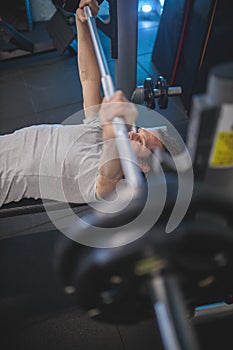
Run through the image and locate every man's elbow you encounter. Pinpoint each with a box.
[95,173,122,200]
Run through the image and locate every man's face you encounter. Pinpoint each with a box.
[128,128,162,158]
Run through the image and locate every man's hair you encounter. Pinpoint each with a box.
[142,126,182,156]
[156,128,182,156]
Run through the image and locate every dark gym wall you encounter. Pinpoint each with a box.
[0,0,31,31]
[152,0,188,83]
[152,0,233,111]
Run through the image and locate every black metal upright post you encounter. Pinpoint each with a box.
[114,0,138,99]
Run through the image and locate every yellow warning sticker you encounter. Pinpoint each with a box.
[210,131,233,167]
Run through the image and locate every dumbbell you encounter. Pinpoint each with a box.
[131,76,182,109]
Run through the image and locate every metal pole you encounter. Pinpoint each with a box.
[151,275,181,350]
[150,275,200,350]
[84,6,143,189]
[114,0,138,99]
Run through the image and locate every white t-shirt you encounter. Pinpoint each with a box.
[0,115,103,207]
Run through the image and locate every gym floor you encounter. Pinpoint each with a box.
[0,12,232,350]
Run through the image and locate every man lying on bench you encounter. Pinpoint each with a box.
[0,0,165,208]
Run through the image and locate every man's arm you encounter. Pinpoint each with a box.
[76,0,102,117]
[96,91,139,199]
[76,2,138,199]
